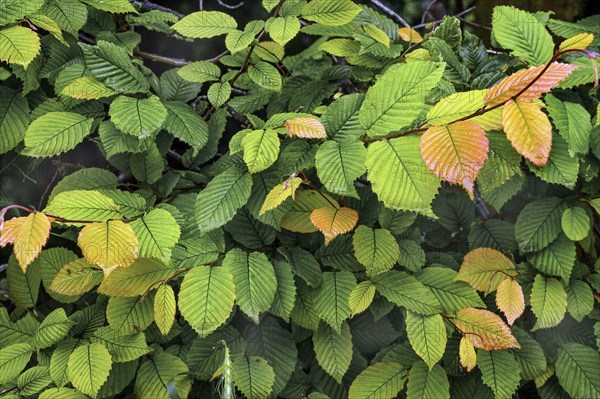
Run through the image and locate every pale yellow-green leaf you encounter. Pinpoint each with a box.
[78,220,139,271]
[61,76,116,100]
[260,177,303,215]
[0,26,40,67]
[154,284,176,335]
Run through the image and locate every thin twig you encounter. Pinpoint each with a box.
[134,49,189,66]
[411,5,476,29]
[369,0,410,28]
[130,0,184,19]
[199,0,203,10]
[217,0,244,9]
[421,0,438,24]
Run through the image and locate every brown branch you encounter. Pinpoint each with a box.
[369,0,411,28]
[411,6,476,29]
[130,0,184,19]
[134,50,189,66]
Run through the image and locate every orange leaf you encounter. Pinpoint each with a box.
[398,27,423,43]
[502,99,552,167]
[495,278,525,325]
[5,212,52,271]
[78,220,139,271]
[284,117,327,139]
[310,206,358,245]
[459,336,477,372]
[456,248,517,295]
[559,33,595,52]
[453,308,520,351]
[420,121,489,194]
[484,62,577,107]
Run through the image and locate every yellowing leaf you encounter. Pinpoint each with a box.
[363,24,390,47]
[78,220,139,271]
[456,248,517,295]
[495,278,525,325]
[426,90,487,126]
[154,284,176,335]
[348,281,376,317]
[60,76,116,100]
[284,117,327,139]
[559,33,595,52]
[49,258,104,296]
[0,216,25,247]
[310,206,358,245]
[459,336,477,372]
[484,62,577,107]
[502,99,552,167]
[453,308,520,351]
[280,190,338,233]
[1,213,51,272]
[421,121,489,194]
[260,177,303,215]
[398,27,423,43]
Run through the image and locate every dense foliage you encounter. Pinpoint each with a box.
[1,0,599,398]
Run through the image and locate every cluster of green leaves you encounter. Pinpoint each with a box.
[1,0,599,398]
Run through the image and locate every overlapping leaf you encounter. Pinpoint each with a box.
[452,308,520,350]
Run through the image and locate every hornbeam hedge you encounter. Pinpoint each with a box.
[0,0,599,398]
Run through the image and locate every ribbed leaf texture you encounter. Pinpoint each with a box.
[61,76,116,100]
[90,327,151,363]
[360,61,445,136]
[45,190,123,222]
[366,136,441,216]
[452,308,520,350]
[545,94,591,155]
[459,336,477,372]
[178,266,235,337]
[2,212,50,272]
[313,321,353,383]
[558,32,595,51]
[456,248,517,295]
[529,234,576,284]
[49,259,103,296]
[310,206,358,245]
[135,352,190,399]
[78,221,139,270]
[33,309,74,350]
[164,101,209,148]
[353,225,399,276]
[348,281,376,316]
[154,284,176,335]
[315,140,366,198]
[23,112,92,157]
[129,208,181,262]
[348,361,407,399]
[223,249,277,323]
[531,274,567,330]
[0,86,29,154]
[560,207,591,241]
[248,62,282,91]
[372,270,442,315]
[426,90,487,126]
[172,11,237,38]
[515,197,566,252]
[0,26,40,67]
[313,271,356,331]
[284,117,327,138]
[109,95,167,138]
[555,343,600,399]
[477,349,521,399]
[231,355,275,399]
[301,0,362,26]
[260,177,302,215]
[67,343,112,397]
[406,362,450,399]
[406,311,447,369]
[0,343,32,385]
[242,129,281,173]
[495,278,525,325]
[17,366,52,397]
[421,121,489,193]
[107,294,154,337]
[416,267,485,313]
[267,16,301,46]
[281,190,337,233]
[97,258,174,297]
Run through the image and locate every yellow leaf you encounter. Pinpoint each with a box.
[502,99,552,167]
[495,278,525,325]
[363,24,390,47]
[456,248,517,295]
[559,33,595,52]
[453,308,520,351]
[425,90,487,126]
[459,336,477,372]
[78,220,139,271]
[310,206,358,245]
[398,27,423,43]
[484,62,577,107]
[0,217,27,247]
[49,258,104,296]
[260,177,303,215]
[281,190,339,233]
[420,121,489,194]
[284,117,327,139]
[471,106,503,131]
[1,213,51,272]
[154,284,176,335]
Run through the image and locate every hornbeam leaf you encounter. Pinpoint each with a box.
[17,366,52,397]
[559,32,595,52]
[107,295,155,336]
[313,271,356,331]
[109,95,167,138]
[495,278,525,325]
[555,343,600,399]
[281,190,338,233]
[23,112,93,157]
[0,86,29,154]
[348,361,407,399]
[242,129,281,173]
[398,27,423,43]
[0,26,40,67]
[61,76,116,100]
[301,0,362,26]
[179,266,235,337]
[360,61,445,136]
[406,311,447,369]
[97,258,175,297]
[406,362,450,399]
[502,99,552,167]
[420,121,489,194]
[425,90,487,126]
[34,309,74,350]
[455,248,517,295]
[67,342,112,397]
[154,284,176,335]
[172,11,237,38]
[49,259,104,296]
[313,321,352,383]
[178,61,221,83]
[129,208,181,262]
[248,61,282,92]
[0,343,33,385]
[260,177,302,215]
[3,212,51,272]
[78,220,139,270]
[284,117,327,138]
[477,349,521,399]
[80,0,137,13]
[315,139,366,198]
[459,337,476,372]
[515,197,566,252]
[348,281,376,317]
[90,327,151,363]
[372,270,442,315]
[565,280,594,322]
[531,274,567,330]
[231,355,275,399]
[352,225,399,276]
[453,308,520,350]
[416,267,486,313]
[560,207,591,241]
[135,352,191,399]
[267,16,301,46]
[545,94,591,156]
[310,206,358,245]
[366,136,441,216]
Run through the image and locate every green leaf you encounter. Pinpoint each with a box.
[172,11,237,38]
[0,0,44,25]
[531,274,567,331]
[67,342,113,397]
[545,94,591,155]
[313,321,353,383]
[302,0,362,26]
[528,133,579,188]
[248,61,282,91]
[348,361,407,399]
[172,235,221,269]
[0,343,32,385]
[195,168,253,233]
[406,311,447,369]
[107,295,155,336]
[555,343,600,399]
[130,144,164,184]
[226,20,263,54]
[49,258,103,296]
[492,6,553,65]
[164,101,209,148]
[397,240,426,272]
[267,16,301,46]
[278,246,322,287]
[135,352,191,399]
[316,140,366,198]
[130,209,181,262]
[406,362,450,399]
[314,271,356,331]
[223,249,277,323]
[91,326,151,362]
[566,281,594,322]
[208,81,231,106]
[242,129,281,173]
[372,270,441,315]
[98,258,176,297]
[0,26,40,67]
[232,355,275,399]
[154,284,176,335]
[39,388,89,399]
[529,233,576,280]
[80,0,136,13]
[7,255,41,308]
[61,76,117,99]
[17,366,52,397]
[178,61,222,83]
[349,280,376,316]
[280,190,337,234]
[477,349,521,399]
[561,207,591,241]
[50,339,78,387]
[109,95,167,138]
[42,0,87,35]
[34,309,74,350]
[269,261,296,321]
[366,136,441,216]
[515,197,566,252]
[81,41,149,93]
[426,89,487,126]
[179,266,235,337]
[0,86,29,154]
[353,225,399,276]
[509,327,547,380]
[360,61,445,136]
[23,112,92,157]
